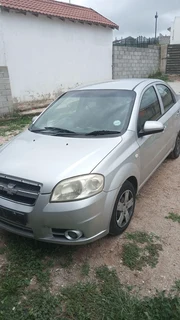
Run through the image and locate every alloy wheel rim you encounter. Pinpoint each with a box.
[116,190,134,228]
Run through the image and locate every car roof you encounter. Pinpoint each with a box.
[73,79,162,91]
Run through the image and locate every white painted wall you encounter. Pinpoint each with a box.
[0,9,6,65]
[1,10,113,103]
[170,17,180,44]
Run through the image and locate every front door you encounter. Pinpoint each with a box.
[137,86,166,187]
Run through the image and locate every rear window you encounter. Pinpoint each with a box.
[157,85,174,112]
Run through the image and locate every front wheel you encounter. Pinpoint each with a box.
[109,181,136,236]
[169,133,180,159]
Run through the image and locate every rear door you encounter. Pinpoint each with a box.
[155,84,180,154]
[137,85,166,186]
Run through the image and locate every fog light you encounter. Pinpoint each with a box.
[64,230,83,240]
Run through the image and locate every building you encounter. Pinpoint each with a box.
[170,17,180,44]
[0,0,118,115]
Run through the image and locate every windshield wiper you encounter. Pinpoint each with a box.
[30,127,76,134]
[44,127,76,134]
[86,130,121,136]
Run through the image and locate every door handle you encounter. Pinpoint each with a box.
[177,110,180,116]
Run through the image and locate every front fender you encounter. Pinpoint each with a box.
[106,161,140,192]
[93,131,140,192]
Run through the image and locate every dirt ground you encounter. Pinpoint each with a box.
[1,121,180,297]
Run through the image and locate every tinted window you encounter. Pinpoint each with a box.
[157,84,174,112]
[31,90,136,136]
[138,87,161,131]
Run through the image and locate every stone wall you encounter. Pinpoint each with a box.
[0,67,13,115]
[112,45,160,79]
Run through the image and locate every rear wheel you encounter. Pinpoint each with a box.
[169,134,180,159]
[109,181,136,236]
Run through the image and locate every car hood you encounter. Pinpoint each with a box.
[0,130,122,193]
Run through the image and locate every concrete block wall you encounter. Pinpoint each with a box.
[112,46,160,79]
[0,67,13,115]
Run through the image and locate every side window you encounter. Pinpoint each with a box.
[157,84,174,112]
[138,86,161,131]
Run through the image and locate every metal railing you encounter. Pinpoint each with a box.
[113,37,159,48]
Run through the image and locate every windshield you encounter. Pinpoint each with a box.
[30,89,136,136]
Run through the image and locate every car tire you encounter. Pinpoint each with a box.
[169,133,180,159]
[109,181,136,236]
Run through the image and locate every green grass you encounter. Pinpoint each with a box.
[81,262,90,276]
[0,233,76,319]
[61,266,180,320]
[0,235,180,320]
[0,247,6,254]
[0,114,32,136]
[148,71,169,82]
[122,232,163,270]
[0,289,60,320]
[126,231,159,244]
[173,280,180,293]
[165,212,180,224]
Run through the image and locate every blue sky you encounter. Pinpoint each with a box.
[61,0,180,38]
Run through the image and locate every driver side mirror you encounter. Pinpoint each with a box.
[138,121,164,137]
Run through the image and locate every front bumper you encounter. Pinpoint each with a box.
[0,189,118,245]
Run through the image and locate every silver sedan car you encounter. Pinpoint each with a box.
[0,79,180,244]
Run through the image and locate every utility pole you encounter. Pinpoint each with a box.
[155,12,158,43]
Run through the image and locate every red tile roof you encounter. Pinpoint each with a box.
[0,0,119,29]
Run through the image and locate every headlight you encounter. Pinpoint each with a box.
[50,174,104,202]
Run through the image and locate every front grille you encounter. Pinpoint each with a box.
[0,218,33,234]
[0,206,33,234]
[0,174,41,206]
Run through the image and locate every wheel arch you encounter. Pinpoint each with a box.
[126,176,138,194]
[104,162,140,193]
